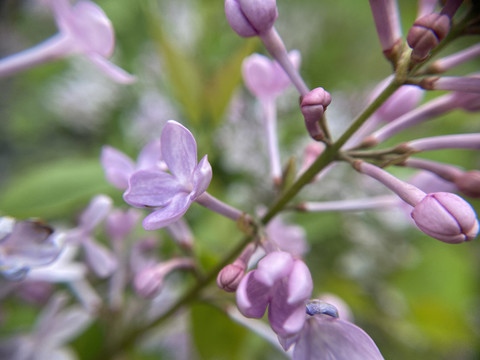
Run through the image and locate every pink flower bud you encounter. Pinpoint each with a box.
[454,171,480,198]
[300,87,331,141]
[224,0,278,37]
[216,261,246,292]
[407,13,450,62]
[411,192,479,243]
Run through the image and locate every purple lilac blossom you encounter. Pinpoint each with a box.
[224,0,278,38]
[368,0,402,59]
[242,51,301,101]
[0,217,64,281]
[124,121,212,230]
[291,314,384,360]
[236,251,313,338]
[0,294,92,360]
[65,195,117,278]
[356,161,479,243]
[0,0,135,83]
[265,216,309,257]
[407,13,450,62]
[101,139,165,190]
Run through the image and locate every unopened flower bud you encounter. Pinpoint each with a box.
[224,0,278,37]
[454,171,480,198]
[407,13,450,62]
[216,261,246,292]
[300,87,331,141]
[411,192,479,243]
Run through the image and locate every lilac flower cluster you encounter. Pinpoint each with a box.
[1,0,479,359]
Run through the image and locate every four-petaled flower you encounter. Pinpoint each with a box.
[236,251,313,338]
[124,120,212,230]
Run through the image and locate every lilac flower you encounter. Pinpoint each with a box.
[66,195,117,278]
[403,157,480,198]
[407,13,450,62]
[242,51,300,183]
[0,294,92,360]
[236,251,313,338]
[101,139,165,190]
[217,243,255,292]
[300,87,332,140]
[355,161,479,243]
[427,44,480,73]
[224,0,278,38]
[403,133,480,152]
[134,258,195,298]
[265,216,309,258]
[417,75,480,93]
[124,121,213,230]
[242,51,301,101]
[0,0,135,83]
[291,313,384,360]
[0,217,63,281]
[368,0,402,60]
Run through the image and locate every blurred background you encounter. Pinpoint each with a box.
[0,0,479,359]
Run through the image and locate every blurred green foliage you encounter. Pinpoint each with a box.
[0,0,479,359]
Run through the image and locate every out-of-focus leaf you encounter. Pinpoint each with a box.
[191,302,248,360]
[0,158,114,220]
[144,2,204,126]
[205,38,258,125]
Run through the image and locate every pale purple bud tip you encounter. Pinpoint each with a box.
[454,171,480,198]
[411,192,479,243]
[407,13,450,62]
[225,0,278,37]
[134,266,165,298]
[300,87,331,141]
[217,261,246,292]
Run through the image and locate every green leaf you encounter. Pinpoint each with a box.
[0,158,115,220]
[191,302,248,360]
[144,2,204,125]
[204,38,259,125]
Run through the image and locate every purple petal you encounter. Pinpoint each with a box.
[254,251,294,287]
[293,315,384,360]
[123,170,183,208]
[236,271,271,318]
[136,139,165,171]
[65,1,115,57]
[191,155,212,199]
[142,193,192,230]
[268,280,307,337]
[161,121,197,184]
[87,53,136,84]
[82,237,117,278]
[100,146,135,190]
[105,208,141,239]
[79,195,112,232]
[287,260,313,304]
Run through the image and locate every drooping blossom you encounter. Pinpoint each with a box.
[242,51,301,101]
[355,161,479,243]
[290,311,384,360]
[265,216,309,258]
[217,243,255,292]
[236,251,313,338]
[65,195,117,278]
[134,258,195,298]
[403,157,480,198]
[0,294,92,360]
[224,0,278,38]
[0,217,64,281]
[0,0,135,83]
[300,87,332,141]
[101,139,165,190]
[242,51,301,183]
[124,120,213,230]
